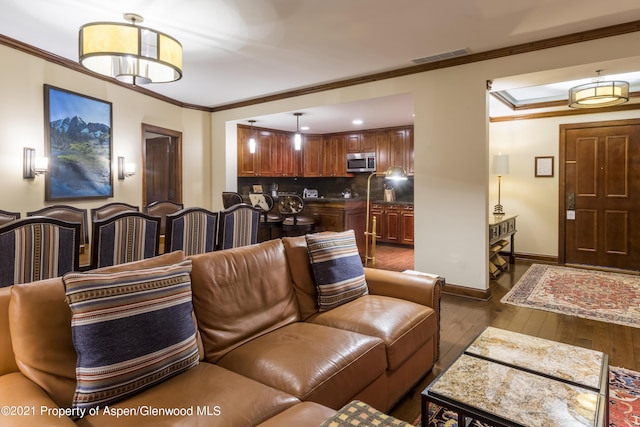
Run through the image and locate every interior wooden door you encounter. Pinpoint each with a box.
[560,119,640,271]
[142,124,182,206]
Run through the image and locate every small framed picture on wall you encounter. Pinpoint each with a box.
[535,156,554,177]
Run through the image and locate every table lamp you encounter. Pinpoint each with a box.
[492,153,509,215]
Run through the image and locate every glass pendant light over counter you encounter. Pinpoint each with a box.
[248,120,256,154]
[79,13,182,84]
[294,113,303,151]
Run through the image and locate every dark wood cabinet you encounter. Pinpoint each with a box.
[303,200,367,256]
[368,202,414,246]
[238,124,413,178]
[322,135,349,177]
[302,135,323,177]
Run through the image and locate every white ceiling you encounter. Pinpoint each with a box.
[2,0,640,132]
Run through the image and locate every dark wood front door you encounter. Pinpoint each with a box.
[560,119,640,271]
[142,124,182,206]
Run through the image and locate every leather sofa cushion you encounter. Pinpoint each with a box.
[189,239,300,363]
[281,236,319,320]
[217,322,387,410]
[308,295,437,371]
[8,251,189,408]
[75,363,300,427]
[0,286,18,376]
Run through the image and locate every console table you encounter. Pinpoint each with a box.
[489,214,517,278]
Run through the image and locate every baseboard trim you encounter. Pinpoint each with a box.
[504,252,558,265]
[442,283,492,301]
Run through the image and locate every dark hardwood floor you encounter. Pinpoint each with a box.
[374,244,640,424]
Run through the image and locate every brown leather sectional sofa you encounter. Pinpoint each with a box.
[0,235,441,426]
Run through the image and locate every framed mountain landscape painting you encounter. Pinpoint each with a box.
[44,85,113,200]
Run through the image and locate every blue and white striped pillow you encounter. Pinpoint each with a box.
[63,259,199,412]
[305,230,368,312]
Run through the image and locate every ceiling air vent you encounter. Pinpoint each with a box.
[411,48,470,64]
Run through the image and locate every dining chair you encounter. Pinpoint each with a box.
[164,207,219,256]
[0,217,81,287]
[27,205,89,248]
[217,204,260,250]
[144,200,184,236]
[221,192,244,209]
[90,202,139,221]
[90,211,161,269]
[0,209,20,227]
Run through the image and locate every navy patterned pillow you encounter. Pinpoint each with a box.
[305,230,368,312]
[62,259,199,412]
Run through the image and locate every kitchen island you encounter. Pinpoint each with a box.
[302,197,367,256]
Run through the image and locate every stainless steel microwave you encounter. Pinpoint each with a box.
[346,152,376,173]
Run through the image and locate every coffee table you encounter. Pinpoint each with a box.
[421,327,609,427]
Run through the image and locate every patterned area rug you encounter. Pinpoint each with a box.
[418,366,640,426]
[500,264,640,328]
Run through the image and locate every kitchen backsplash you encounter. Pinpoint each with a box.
[237,175,414,202]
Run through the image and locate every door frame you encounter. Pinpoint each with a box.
[558,117,640,265]
[141,123,183,207]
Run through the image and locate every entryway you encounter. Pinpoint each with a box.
[141,124,183,206]
[559,118,640,271]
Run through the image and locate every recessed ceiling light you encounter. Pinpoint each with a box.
[300,126,310,131]
[352,119,363,125]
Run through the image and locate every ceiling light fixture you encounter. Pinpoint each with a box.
[248,120,256,154]
[79,13,182,85]
[293,113,303,151]
[568,70,629,108]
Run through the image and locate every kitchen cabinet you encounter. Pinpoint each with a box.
[375,127,413,176]
[368,202,414,246]
[237,124,413,178]
[322,135,349,177]
[302,135,323,177]
[346,132,375,153]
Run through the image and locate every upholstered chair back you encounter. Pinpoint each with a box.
[0,217,80,287]
[217,204,260,250]
[144,200,184,235]
[165,207,218,256]
[90,211,160,269]
[0,209,20,227]
[27,205,89,247]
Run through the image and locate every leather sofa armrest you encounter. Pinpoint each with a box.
[0,372,76,426]
[364,268,442,311]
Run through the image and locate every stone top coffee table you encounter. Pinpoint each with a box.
[421,327,608,427]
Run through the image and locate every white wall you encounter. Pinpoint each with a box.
[0,44,211,214]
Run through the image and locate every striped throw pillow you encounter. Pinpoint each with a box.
[305,230,368,312]
[62,259,199,412]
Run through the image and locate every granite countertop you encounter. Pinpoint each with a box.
[371,200,414,206]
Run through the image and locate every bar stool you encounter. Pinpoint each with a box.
[250,193,283,241]
[278,195,315,237]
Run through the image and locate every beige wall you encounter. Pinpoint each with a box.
[2,30,639,291]
[489,108,640,259]
[211,32,640,291]
[0,44,211,216]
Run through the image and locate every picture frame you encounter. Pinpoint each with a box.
[44,85,113,200]
[535,156,554,177]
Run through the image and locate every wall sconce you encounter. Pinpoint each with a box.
[23,147,49,179]
[117,156,136,179]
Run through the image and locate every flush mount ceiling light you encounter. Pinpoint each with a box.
[79,13,182,84]
[568,70,629,108]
